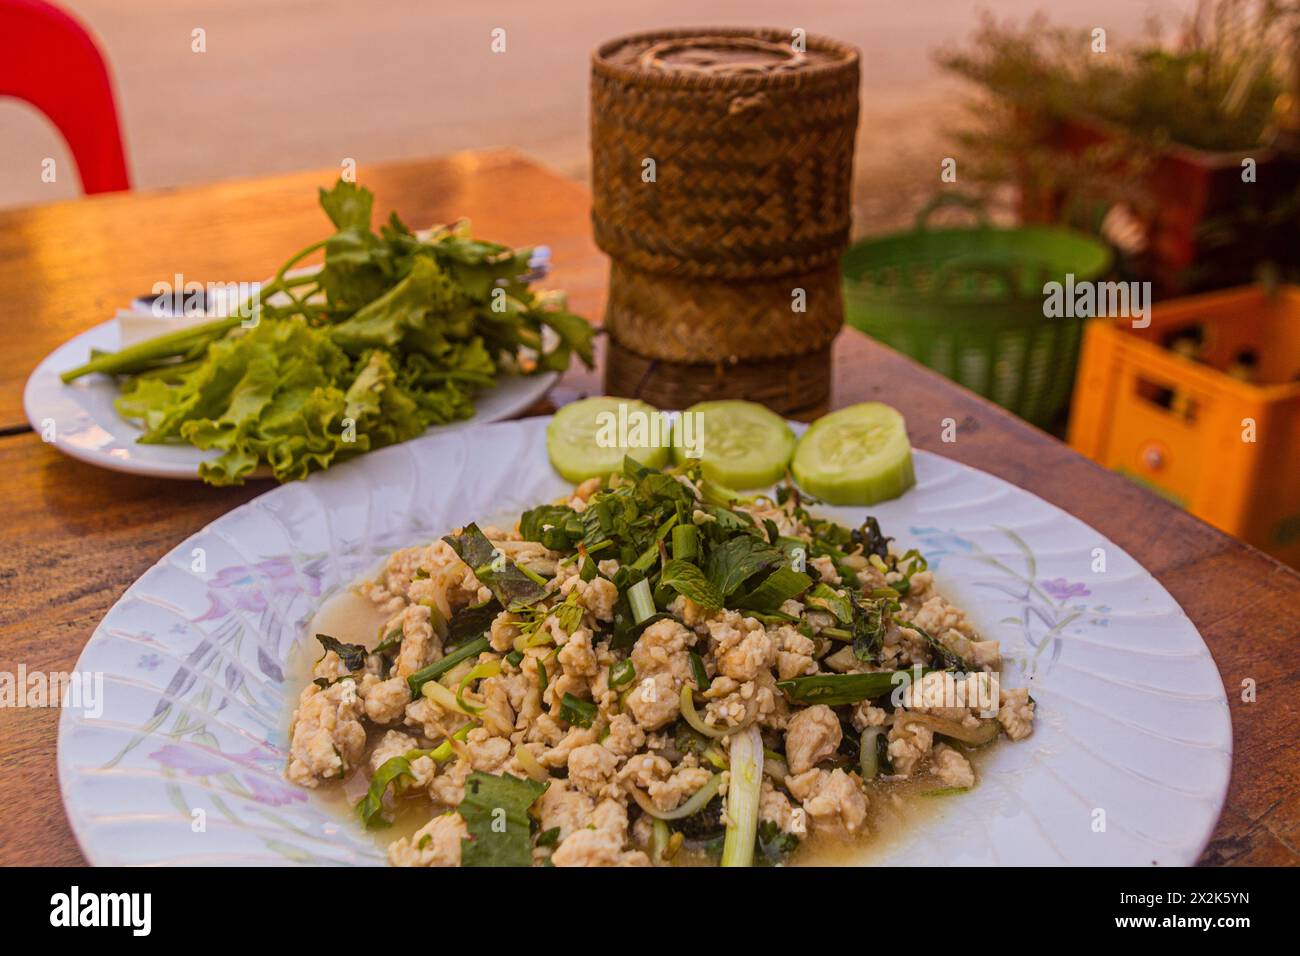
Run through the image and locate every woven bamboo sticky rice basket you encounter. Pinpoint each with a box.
[591,27,860,413]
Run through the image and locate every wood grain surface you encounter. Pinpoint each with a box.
[0,151,1295,866]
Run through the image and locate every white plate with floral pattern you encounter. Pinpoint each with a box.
[56,417,1232,866]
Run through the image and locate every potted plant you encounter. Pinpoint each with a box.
[937,1,1300,295]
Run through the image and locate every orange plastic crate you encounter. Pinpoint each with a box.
[1068,284,1300,566]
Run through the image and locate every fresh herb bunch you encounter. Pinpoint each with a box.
[62,180,594,485]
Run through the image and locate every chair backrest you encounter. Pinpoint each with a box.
[0,0,129,194]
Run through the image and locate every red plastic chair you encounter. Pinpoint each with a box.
[0,0,129,194]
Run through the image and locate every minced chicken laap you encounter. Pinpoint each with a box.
[286,458,1035,867]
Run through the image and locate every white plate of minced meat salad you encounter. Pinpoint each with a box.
[57,399,1232,866]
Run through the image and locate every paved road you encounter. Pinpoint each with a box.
[1,0,1183,228]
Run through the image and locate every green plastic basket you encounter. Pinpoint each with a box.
[842,194,1113,427]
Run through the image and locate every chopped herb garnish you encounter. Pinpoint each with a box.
[519,503,584,551]
[443,523,547,608]
[356,755,414,828]
[659,559,724,610]
[907,621,974,671]
[704,535,783,598]
[853,516,892,560]
[313,674,356,689]
[559,693,596,728]
[315,633,368,672]
[735,566,813,613]
[447,598,504,646]
[852,596,895,662]
[757,819,801,866]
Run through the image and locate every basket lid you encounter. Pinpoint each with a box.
[593,27,857,89]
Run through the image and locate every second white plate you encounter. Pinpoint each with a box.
[23,318,559,480]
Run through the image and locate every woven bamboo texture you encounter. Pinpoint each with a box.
[591,27,859,406]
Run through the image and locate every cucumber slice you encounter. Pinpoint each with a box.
[791,402,915,505]
[547,397,671,483]
[673,400,795,489]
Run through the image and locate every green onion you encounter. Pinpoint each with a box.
[517,563,549,587]
[423,723,472,763]
[455,659,501,714]
[859,727,887,780]
[608,659,636,690]
[405,636,489,697]
[373,627,402,654]
[650,819,671,864]
[423,678,479,717]
[762,748,788,784]
[897,712,1001,746]
[679,685,728,739]
[537,658,548,693]
[721,726,763,867]
[702,746,729,771]
[777,670,918,706]
[513,742,550,783]
[689,651,711,690]
[627,772,723,821]
[559,693,596,728]
[627,578,656,625]
[60,314,245,383]
[671,523,698,563]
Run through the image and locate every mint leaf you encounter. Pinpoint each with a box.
[704,536,782,597]
[459,772,548,867]
[735,567,813,613]
[660,558,724,610]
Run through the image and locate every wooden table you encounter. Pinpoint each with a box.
[1,149,1296,866]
